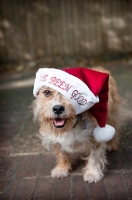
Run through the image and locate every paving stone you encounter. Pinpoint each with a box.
[72,175,89,200]
[122,173,132,199]
[15,155,39,178]
[124,149,132,167]
[9,116,42,154]
[0,181,5,196]
[0,157,18,179]
[0,141,10,156]
[0,124,18,156]
[104,174,128,200]
[14,178,37,200]
[37,154,55,176]
[90,179,108,200]
[33,177,53,200]
[107,149,129,172]
[52,177,70,200]
[0,179,20,200]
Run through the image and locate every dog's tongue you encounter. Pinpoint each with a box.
[53,119,65,126]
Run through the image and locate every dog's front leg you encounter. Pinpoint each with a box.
[82,143,107,183]
[51,145,71,179]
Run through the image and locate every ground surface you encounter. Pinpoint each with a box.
[0,64,132,200]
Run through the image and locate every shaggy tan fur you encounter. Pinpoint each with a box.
[32,67,121,183]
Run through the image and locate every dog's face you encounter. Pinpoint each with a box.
[32,86,76,133]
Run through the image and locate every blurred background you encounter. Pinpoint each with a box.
[0,0,132,73]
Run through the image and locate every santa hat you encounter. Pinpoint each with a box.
[33,67,115,143]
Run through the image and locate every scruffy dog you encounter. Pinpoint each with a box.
[32,67,120,183]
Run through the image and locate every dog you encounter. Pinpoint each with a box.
[32,67,121,183]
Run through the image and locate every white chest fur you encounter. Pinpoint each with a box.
[39,125,93,153]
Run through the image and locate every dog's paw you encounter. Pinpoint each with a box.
[82,167,103,183]
[51,167,69,179]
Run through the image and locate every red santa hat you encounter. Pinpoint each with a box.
[33,67,115,143]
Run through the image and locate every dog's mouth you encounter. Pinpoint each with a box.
[53,118,66,128]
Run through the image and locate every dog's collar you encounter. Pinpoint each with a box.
[72,115,81,128]
[73,114,87,130]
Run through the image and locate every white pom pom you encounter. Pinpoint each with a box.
[93,125,115,143]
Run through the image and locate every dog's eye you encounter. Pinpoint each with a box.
[43,90,51,97]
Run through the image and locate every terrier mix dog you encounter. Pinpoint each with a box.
[32,67,120,183]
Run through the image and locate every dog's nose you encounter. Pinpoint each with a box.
[53,105,65,115]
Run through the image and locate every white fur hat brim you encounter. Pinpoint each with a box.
[33,68,99,114]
